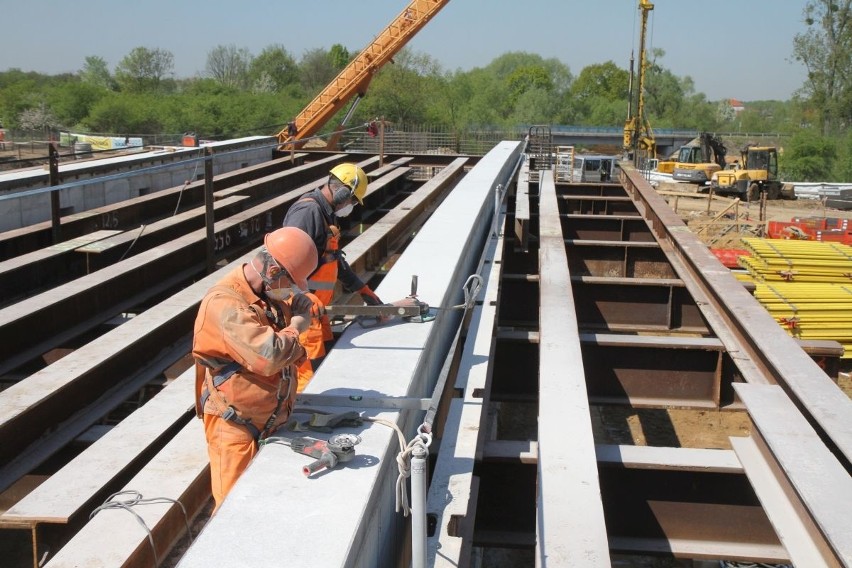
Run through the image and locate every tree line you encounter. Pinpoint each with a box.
[0,0,849,182]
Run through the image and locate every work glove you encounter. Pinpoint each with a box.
[288,314,310,335]
[288,292,313,334]
[302,292,326,318]
[358,285,382,306]
[290,292,313,315]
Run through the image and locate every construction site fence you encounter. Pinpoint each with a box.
[0,130,187,171]
[341,125,533,156]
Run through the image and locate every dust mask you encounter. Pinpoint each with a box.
[336,202,354,217]
[265,286,294,302]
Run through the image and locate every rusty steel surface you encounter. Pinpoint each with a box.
[0,152,320,261]
[620,165,852,468]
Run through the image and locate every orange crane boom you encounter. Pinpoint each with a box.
[278,0,451,148]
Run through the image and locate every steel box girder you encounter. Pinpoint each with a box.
[0,160,399,375]
[561,214,655,242]
[573,276,709,333]
[490,332,728,407]
[559,195,640,216]
[496,274,710,333]
[554,183,628,198]
[471,461,787,564]
[566,240,676,279]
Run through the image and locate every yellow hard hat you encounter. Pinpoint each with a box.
[264,227,318,291]
[329,163,368,204]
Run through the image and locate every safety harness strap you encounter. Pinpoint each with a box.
[199,364,296,442]
[220,406,262,441]
[196,285,295,441]
[198,361,242,415]
[199,362,263,440]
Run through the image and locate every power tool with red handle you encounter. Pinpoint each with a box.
[285,433,362,476]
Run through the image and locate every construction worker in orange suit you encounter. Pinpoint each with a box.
[193,227,318,512]
[282,163,382,392]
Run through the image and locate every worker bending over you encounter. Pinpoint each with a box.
[193,227,318,512]
[282,163,383,391]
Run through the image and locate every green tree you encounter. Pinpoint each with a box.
[792,0,852,134]
[206,45,253,90]
[48,81,108,129]
[115,47,175,93]
[448,67,503,127]
[328,44,351,71]
[438,70,480,130]
[506,65,553,106]
[643,50,688,126]
[584,97,629,127]
[832,129,852,180]
[359,48,442,125]
[480,52,572,124]
[249,45,299,94]
[83,93,163,134]
[80,56,115,90]
[569,61,629,126]
[570,61,629,103]
[682,94,720,131]
[299,48,336,94]
[780,128,837,181]
[509,87,563,125]
[0,69,46,129]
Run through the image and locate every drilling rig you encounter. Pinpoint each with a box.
[622,0,656,168]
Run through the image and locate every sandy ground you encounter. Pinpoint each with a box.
[654,179,851,249]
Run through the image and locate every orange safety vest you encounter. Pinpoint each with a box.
[296,217,340,390]
[307,223,341,306]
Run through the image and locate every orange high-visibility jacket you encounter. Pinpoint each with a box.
[284,189,368,366]
[193,266,305,432]
[283,188,367,300]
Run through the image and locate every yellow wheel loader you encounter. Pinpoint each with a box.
[709,145,794,201]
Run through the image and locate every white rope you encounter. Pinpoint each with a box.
[89,489,193,566]
[364,416,431,517]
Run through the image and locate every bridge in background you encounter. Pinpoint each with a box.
[346,126,789,159]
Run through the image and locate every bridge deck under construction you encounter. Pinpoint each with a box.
[0,139,850,568]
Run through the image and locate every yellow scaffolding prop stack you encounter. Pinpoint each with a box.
[736,238,852,358]
[739,238,852,283]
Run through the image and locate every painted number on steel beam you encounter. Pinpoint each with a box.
[100,212,119,229]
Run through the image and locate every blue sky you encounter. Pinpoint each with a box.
[1,0,809,102]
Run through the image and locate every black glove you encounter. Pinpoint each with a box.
[358,285,383,306]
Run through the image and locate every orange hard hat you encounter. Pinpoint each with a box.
[263,227,318,291]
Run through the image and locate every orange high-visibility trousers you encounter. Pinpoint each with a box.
[203,413,257,513]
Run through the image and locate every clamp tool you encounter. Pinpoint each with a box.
[324,275,435,327]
